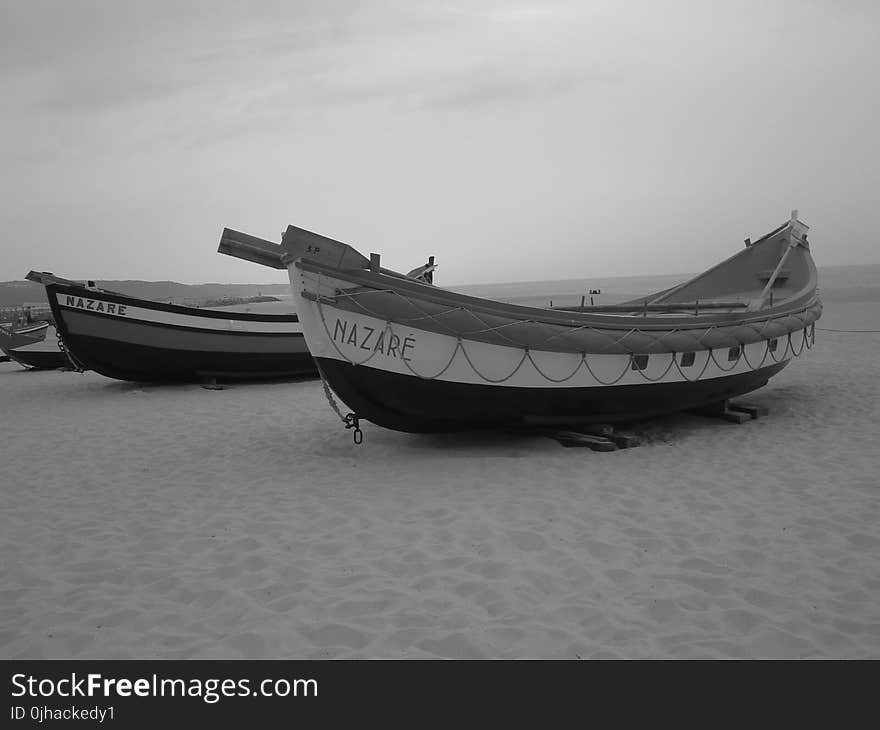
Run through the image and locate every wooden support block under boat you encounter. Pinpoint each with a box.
[570,423,614,438]
[720,409,751,424]
[688,399,763,423]
[609,431,641,449]
[728,402,769,419]
[687,399,730,417]
[570,423,640,448]
[539,429,619,451]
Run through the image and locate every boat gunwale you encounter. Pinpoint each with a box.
[0,322,49,336]
[53,307,305,339]
[293,259,821,333]
[42,281,299,323]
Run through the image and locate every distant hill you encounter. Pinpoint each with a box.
[0,280,290,308]
[3,263,875,309]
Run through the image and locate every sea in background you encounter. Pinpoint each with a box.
[225,263,879,331]
[455,262,880,308]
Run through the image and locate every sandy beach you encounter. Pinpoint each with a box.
[1,293,878,659]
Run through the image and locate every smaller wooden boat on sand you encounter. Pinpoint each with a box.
[220,211,822,435]
[2,325,68,370]
[26,268,317,383]
[0,321,52,365]
[0,321,49,353]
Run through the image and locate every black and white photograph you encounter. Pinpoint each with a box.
[2,0,878,681]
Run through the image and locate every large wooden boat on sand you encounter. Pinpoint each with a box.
[219,212,822,434]
[26,270,316,383]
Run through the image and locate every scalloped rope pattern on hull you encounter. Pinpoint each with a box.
[310,275,816,389]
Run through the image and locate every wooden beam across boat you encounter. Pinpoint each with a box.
[218,228,287,270]
[26,271,86,287]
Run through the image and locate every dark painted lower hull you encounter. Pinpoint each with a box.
[62,333,317,383]
[316,357,789,433]
[8,349,68,370]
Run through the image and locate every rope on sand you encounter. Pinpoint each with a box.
[816,328,880,333]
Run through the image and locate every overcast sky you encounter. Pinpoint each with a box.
[1,0,878,286]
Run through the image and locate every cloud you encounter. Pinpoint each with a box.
[303,61,617,111]
[5,1,614,121]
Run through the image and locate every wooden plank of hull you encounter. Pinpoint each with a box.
[59,308,306,353]
[313,356,789,433]
[58,333,316,382]
[48,283,299,324]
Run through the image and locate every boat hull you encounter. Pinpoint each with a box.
[55,331,316,382]
[44,283,317,383]
[315,356,788,432]
[289,268,807,433]
[7,348,67,371]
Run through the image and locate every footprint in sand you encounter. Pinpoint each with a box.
[647,598,685,624]
[417,633,486,659]
[743,588,792,610]
[464,560,511,580]
[225,632,268,658]
[330,598,394,620]
[299,623,371,650]
[212,565,241,580]
[747,628,814,659]
[389,611,436,629]
[241,555,268,571]
[721,608,763,635]
[846,533,880,549]
[509,531,546,551]
[678,557,729,575]
[92,609,139,628]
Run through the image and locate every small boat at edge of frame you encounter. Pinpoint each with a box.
[1,323,68,370]
[0,321,50,353]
